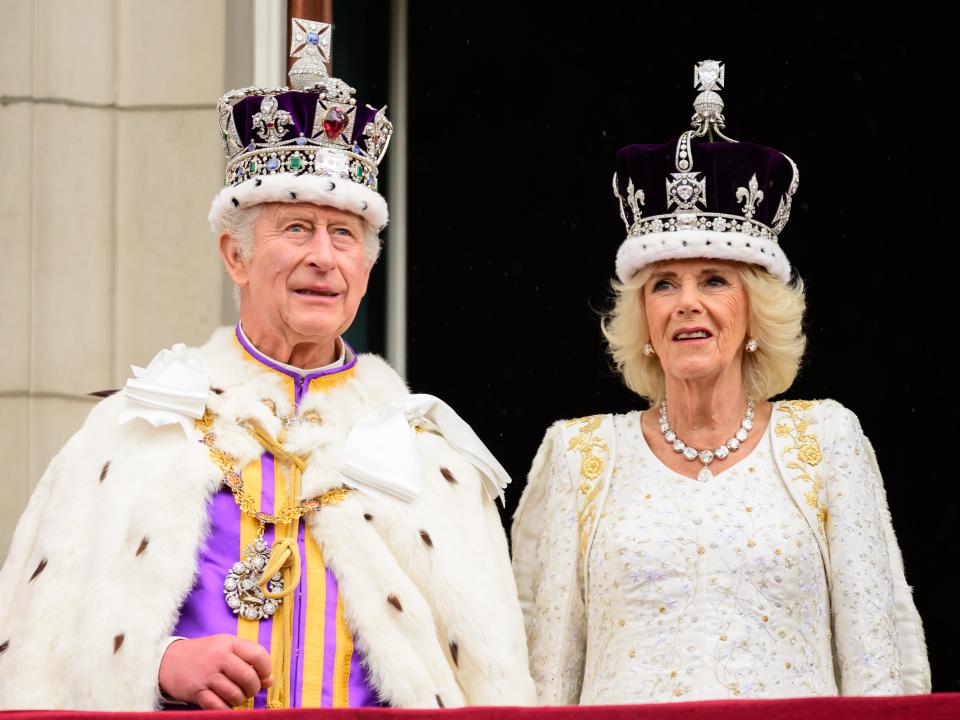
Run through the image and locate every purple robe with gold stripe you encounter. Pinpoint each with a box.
[172,328,380,708]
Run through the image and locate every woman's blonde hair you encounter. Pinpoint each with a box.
[601,264,807,404]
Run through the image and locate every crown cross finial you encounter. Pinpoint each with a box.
[694,60,724,92]
[691,59,733,141]
[289,18,332,90]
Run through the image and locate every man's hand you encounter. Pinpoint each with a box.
[159,635,273,709]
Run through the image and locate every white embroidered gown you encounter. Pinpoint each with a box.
[584,411,838,702]
[513,404,925,705]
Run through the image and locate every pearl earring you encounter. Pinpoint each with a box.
[643,343,655,357]
[745,338,759,353]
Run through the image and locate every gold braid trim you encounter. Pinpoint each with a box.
[566,415,609,559]
[774,400,828,531]
[194,410,352,523]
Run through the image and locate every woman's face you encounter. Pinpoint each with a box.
[643,259,750,383]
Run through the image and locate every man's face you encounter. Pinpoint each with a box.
[228,202,371,347]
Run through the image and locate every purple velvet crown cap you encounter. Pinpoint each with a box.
[614,137,797,229]
[229,92,380,153]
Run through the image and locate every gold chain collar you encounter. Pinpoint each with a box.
[195,409,351,525]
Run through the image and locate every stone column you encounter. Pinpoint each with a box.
[0,0,230,559]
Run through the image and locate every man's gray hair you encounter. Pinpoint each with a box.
[218,204,382,264]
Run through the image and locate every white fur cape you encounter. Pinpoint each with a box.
[0,328,535,710]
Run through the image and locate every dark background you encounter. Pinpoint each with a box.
[341,3,956,693]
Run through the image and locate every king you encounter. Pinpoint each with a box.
[0,19,535,711]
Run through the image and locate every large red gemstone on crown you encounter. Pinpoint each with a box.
[323,107,348,140]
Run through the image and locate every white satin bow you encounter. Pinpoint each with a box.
[340,393,511,504]
[118,344,210,436]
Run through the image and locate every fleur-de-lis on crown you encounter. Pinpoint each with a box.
[613,173,646,235]
[771,155,799,233]
[252,95,292,144]
[736,173,764,219]
[363,106,394,164]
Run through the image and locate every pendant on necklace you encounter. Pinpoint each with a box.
[659,399,755,484]
[223,539,283,620]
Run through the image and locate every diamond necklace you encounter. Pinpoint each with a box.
[658,399,755,482]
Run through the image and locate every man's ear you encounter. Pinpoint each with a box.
[219,232,249,288]
[358,258,373,298]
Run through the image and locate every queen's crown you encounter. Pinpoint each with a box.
[612,60,798,244]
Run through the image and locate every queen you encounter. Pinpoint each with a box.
[512,60,930,704]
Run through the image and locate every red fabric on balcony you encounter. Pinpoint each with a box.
[1,694,959,720]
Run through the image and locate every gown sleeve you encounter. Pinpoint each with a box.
[825,404,928,694]
[511,422,587,705]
